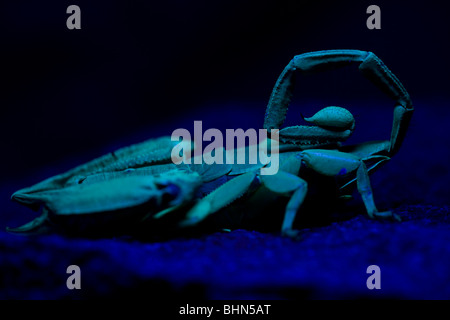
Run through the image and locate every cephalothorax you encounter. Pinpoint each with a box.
[9,50,413,238]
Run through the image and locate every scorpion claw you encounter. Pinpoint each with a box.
[6,209,53,235]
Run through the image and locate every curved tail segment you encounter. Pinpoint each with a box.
[264,50,413,156]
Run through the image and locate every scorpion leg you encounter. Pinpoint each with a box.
[264,50,413,155]
[356,161,401,221]
[258,153,307,237]
[301,149,399,221]
[179,171,257,227]
[260,171,307,238]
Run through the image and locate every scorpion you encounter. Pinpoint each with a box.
[8,50,413,238]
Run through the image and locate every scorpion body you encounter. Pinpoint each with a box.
[8,50,413,238]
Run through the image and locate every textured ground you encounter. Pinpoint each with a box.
[1,100,449,300]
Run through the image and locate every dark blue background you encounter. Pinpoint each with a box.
[1,0,449,299]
